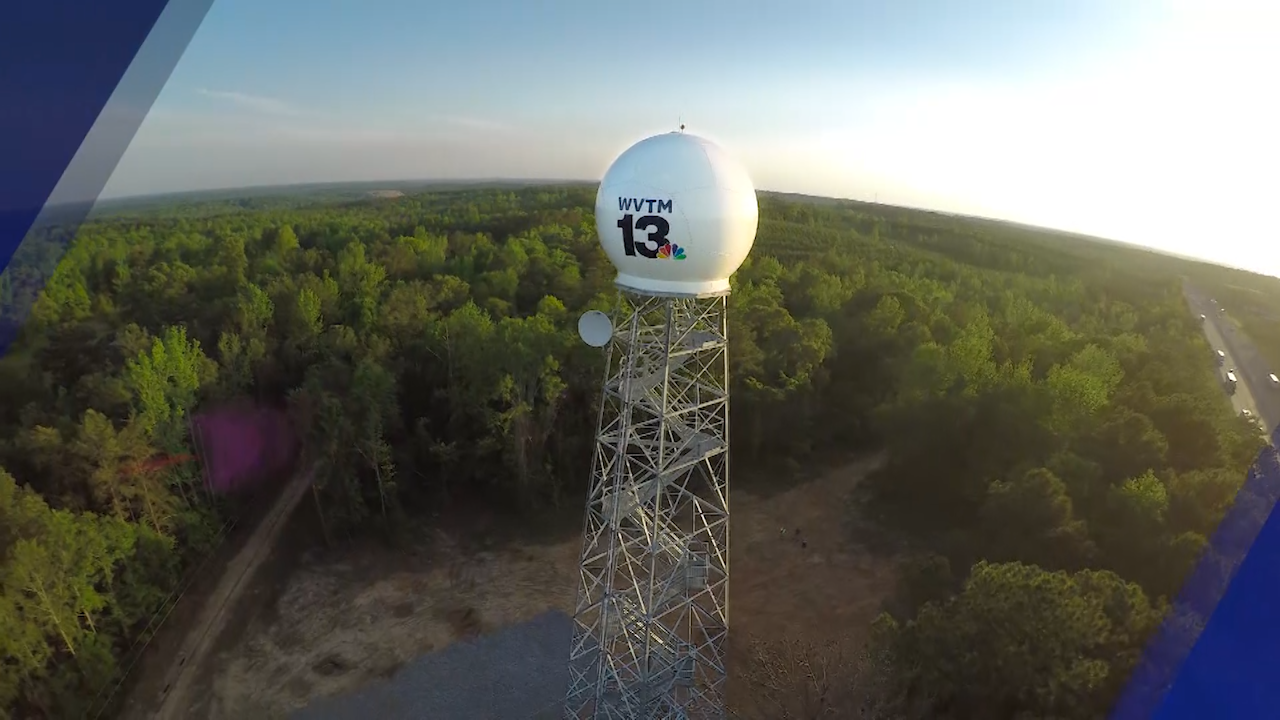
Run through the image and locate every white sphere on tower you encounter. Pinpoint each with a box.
[595,131,759,297]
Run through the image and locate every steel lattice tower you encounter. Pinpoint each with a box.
[565,290,732,720]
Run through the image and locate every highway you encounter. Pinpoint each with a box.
[1184,284,1279,442]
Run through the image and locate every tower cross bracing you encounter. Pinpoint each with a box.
[565,291,732,720]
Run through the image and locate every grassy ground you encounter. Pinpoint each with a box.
[175,453,899,719]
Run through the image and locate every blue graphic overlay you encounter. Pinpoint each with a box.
[1113,427,1280,720]
[0,0,215,354]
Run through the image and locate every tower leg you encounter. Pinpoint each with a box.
[565,292,731,720]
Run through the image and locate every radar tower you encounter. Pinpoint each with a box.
[564,132,759,719]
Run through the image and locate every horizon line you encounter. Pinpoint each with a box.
[72,177,1279,281]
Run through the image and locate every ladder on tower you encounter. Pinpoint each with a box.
[600,328,726,534]
[606,595,699,692]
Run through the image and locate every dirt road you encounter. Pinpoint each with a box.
[119,465,317,720]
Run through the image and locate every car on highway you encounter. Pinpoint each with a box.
[1271,372,1279,387]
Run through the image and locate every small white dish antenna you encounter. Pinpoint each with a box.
[577,310,613,348]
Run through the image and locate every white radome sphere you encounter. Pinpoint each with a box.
[595,131,759,297]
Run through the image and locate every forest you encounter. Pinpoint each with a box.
[0,184,1276,719]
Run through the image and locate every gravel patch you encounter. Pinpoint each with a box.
[291,610,575,720]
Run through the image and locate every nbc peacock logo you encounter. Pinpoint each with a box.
[657,242,687,260]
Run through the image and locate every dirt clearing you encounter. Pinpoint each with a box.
[180,453,899,719]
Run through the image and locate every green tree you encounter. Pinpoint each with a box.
[875,561,1162,720]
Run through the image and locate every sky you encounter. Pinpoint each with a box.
[98,0,1280,277]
